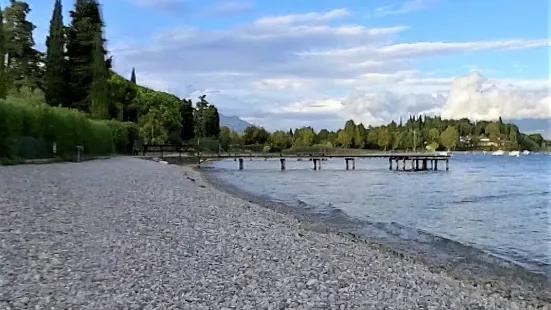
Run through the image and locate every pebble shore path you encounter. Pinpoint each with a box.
[0,158,548,309]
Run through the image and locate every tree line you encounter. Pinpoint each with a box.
[231,116,550,152]
[0,0,548,156]
[0,0,220,148]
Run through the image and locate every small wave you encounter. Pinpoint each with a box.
[451,191,548,204]
[358,220,549,276]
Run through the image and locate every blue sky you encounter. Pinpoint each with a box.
[19,0,551,135]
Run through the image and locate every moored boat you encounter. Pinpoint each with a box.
[508,151,520,157]
[492,150,505,156]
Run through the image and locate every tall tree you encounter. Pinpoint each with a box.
[179,98,195,141]
[89,27,109,119]
[440,125,459,151]
[130,67,136,84]
[3,0,42,92]
[0,7,7,99]
[66,0,110,112]
[44,0,67,107]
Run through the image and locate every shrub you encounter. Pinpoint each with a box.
[0,99,123,160]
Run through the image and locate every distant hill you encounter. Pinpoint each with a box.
[219,115,252,133]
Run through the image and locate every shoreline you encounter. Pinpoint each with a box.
[178,160,551,306]
[2,157,550,308]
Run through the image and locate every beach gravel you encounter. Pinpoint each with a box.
[0,157,548,309]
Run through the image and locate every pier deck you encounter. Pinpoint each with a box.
[194,153,452,171]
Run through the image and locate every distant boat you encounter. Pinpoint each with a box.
[492,150,505,156]
[483,151,487,155]
[521,150,530,155]
[508,151,520,157]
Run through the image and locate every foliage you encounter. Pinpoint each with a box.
[440,125,459,151]
[179,99,195,141]
[89,27,109,119]
[66,0,110,112]
[104,120,140,154]
[2,0,42,93]
[227,116,549,152]
[43,0,67,107]
[0,98,117,160]
[0,8,6,99]
[193,95,220,138]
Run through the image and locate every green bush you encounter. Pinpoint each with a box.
[105,120,141,154]
[0,99,129,160]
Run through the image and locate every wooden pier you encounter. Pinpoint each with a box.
[196,153,451,172]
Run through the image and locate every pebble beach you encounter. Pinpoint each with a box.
[0,157,549,309]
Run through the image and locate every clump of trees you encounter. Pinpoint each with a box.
[230,116,550,152]
[0,0,222,160]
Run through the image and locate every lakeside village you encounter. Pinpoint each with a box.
[0,0,550,163]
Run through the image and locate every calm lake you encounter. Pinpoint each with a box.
[204,153,551,276]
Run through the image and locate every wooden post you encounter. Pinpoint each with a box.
[403,158,406,171]
[280,158,286,170]
[446,159,449,171]
[395,159,399,170]
[346,159,350,170]
[313,159,318,170]
[238,158,244,170]
[430,159,434,170]
[352,158,355,170]
[389,157,392,170]
[411,159,414,171]
[434,160,438,170]
[422,159,427,170]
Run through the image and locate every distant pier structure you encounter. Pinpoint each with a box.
[203,153,451,172]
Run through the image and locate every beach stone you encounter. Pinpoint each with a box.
[0,157,548,309]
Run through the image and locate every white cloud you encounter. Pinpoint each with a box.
[255,8,349,25]
[110,8,550,130]
[373,0,439,16]
[127,0,186,11]
[201,1,253,16]
[440,72,551,121]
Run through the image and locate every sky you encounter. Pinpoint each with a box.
[20,0,551,136]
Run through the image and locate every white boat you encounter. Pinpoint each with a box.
[521,150,530,155]
[508,151,520,157]
[492,150,505,156]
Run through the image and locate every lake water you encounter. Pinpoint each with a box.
[204,153,551,276]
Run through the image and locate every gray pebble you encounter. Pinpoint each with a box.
[0,158,547,309]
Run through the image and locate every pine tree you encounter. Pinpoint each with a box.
[66,0,110,112]
[44,0,67,107]
[0,7,7,99]
[130,67,136,84]
[89,26,109,119]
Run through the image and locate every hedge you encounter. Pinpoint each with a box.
[0,99,139,160]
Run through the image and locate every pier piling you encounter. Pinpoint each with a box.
[280,158,286,170]
[238,158,244,170]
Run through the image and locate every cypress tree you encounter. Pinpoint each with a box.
[130,67,136,84]
[44,0,67,107]
[179,98,195,141]
[66,0,109,112]
[3,0,41,92]
[89,26,109,119]
[0,7,7,99]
